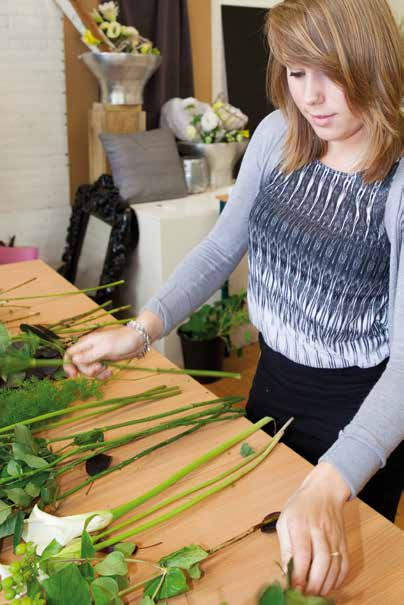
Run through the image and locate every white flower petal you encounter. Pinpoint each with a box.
[22,505,113,554]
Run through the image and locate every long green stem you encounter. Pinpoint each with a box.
[0,280,124,303]
[0,277,38,296]
[109,416,272,521]
[47,396,242,442]
[95,418,283,550]
[4,312,40,325]
[0,385,170,434]
[56,418,228,502]
[48,301,113,329]
[53,305,132,332]
[55,317,136,335]
[96,434,266,540]
[33,388,181,434]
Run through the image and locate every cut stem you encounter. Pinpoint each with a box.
[0,280,124,302]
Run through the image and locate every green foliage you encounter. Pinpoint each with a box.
[240,442,256,457]
[94,552,127,577]
[179,290,250,353]
[0,376,101,429]
[43,564,92,605]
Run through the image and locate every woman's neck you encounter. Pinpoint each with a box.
[321,125,371,173]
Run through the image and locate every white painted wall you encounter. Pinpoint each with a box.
[0,0,70,267]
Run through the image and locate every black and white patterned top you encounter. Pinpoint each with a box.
[248,159,399,368]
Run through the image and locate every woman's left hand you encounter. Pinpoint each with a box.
[276,462,351,596]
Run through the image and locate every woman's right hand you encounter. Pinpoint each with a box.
[63,311,164,380]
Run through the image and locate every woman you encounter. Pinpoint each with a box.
[65,0,404,597]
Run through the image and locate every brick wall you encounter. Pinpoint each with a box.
[0,0,70,267]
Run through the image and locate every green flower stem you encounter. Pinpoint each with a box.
[109,417,272,522]
[117,574,163,597]
[54,316,137,335]
[56,418,223,502]
[33,388,181,434]
[0,277,38,296]
[49,300,113,329]
[4,312,40,325]
[96,431,266,540]
[95,417,281,550]
[107,361,241,380]
[53,304,132,332]
[0,279,124,302]
[47,396,242,442]
[0,385,170,434]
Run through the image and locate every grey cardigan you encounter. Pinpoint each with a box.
[144,110,404,497]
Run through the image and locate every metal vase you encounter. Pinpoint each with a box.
[177,140,248,189]
[80,52,162,105]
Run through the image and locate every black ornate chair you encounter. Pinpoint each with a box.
[59,175,139,305]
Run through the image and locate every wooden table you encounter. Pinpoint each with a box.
[1,260,403,604]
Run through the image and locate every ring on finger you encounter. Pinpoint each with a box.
[330,551,342,558]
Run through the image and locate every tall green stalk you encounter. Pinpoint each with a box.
[0,280,124,303]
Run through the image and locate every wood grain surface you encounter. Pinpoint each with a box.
[1,260,403,604]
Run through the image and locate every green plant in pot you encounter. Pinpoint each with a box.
[178,291,251,383]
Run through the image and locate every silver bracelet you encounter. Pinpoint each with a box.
[126,320,151,358]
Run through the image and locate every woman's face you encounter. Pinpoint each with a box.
[286,65,365,144]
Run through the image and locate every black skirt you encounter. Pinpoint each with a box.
[246,334,404,521]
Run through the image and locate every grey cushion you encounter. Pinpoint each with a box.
[100,128,188,203]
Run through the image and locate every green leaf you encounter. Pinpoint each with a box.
[240,442,256,457]
[188,563,202,579]
[40,477,59,505]
[74,429,104,446]
[144,568,189,600]
[80,561,95,583]
[27,579,42,598]
[113,542,137,557]
[259,584,285,605]
[94,551,128,577]
[0,511,18,538]
[0,498,12,525]
[81,529,95,558]
[12,442,48,469]
[43,563,92,605]
[40,539,63,562]
[14,423,36,452]
[159,544,209,571]
[92,577,123,605]
[0,323,11,353]
[13,510,25,552]
[25,482,41,498]
[6,460,23,478]
[284,591,334,605]
[5,487,32,508]
[140,597,155,605]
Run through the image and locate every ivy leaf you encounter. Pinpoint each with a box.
[144,568,188,600]
[43,563,92,605]
[240,442,256,457]
[81,530,95,559]
[284,590,334,605]
[0,498,12,525]
[188,563,202,580]
[159,545,209,571]
[12,442,47,469]
[113,542,137,557]
[14,423,36,452]
[80,561,95,583]
[5,487,32,508]
[13,510,25,552]
[94,551,127,577]
[25,482,41,498]
[140,597,155,605]
[92,577,123,605]
[6,460,23,478]
[40,539,63,561]
[0,511,18,538]
[259,584,285,605]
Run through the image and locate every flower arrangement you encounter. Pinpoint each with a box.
[184,97,250,144]
[83,1,160,55]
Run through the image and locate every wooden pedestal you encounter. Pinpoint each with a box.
[88,102,146,183]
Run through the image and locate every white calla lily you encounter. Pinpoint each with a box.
[0,564,11,580]
[98,1,119,22]
[22,505,113,554]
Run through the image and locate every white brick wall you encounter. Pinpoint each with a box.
[0,0,70,267]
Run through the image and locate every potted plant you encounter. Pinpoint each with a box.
[178,291,251,383]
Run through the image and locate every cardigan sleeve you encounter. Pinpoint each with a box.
[142,111,286,335]
[320,189,404,497]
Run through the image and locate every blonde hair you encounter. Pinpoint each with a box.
[266,0,404,182]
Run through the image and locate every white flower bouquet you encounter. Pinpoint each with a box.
[83,1,160,55]
[184,96,250,144]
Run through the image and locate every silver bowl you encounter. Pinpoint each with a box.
[177,140,248,189]
[81,52,162,105]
